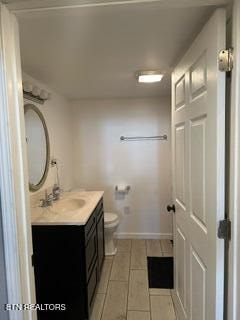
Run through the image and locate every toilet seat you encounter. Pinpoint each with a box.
[104,212,119,228]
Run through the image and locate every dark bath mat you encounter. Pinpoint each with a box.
[147,257,174,289]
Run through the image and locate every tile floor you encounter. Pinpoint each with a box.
[91,239,176,320]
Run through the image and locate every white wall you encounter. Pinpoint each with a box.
[72,97,172,238]
[23,73,74,194]
[23,81,172,238]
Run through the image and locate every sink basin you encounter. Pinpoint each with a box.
[49,198,86,214]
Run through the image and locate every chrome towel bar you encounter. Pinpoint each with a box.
[120,135,167,141]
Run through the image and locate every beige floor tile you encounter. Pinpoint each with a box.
[101,281,128,320]
[90,294,105,320]
[128,270,150,311]
[92,240,177,320]
[117,239,132,252]
[160,240,173,254]
[97,259,112,294]
[127,311,151,320]
[146,240,163,257]
[132,239,146,249]
[150,295,176,320]
[131,246,147,269]
[149,288,171,296]
[110,252,130,281]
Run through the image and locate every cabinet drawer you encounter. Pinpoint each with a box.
[85,212,96,244]
[97,214,105,273]
[87,262,98,316]
[95,199,104,221]
[85,229,98,280]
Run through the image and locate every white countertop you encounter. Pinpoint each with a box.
[31,191,104,226]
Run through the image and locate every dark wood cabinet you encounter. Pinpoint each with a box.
[97,212,104,273]
[32,198,105,320]
[85,227,98,280]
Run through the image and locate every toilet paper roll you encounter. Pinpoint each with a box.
[115,185,130,193]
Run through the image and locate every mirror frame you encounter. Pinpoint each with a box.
[24,103,50,192]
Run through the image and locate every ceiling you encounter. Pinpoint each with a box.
[17,2,216,100]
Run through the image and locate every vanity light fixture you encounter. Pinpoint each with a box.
[23,81,51,105]
[136,70,164,83]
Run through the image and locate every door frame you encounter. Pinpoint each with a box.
[227,0,240,319]
[0,197,9,320]
[0,1,239,320]
[0,4,36,320]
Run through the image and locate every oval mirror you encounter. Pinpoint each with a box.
[24,104,50,192]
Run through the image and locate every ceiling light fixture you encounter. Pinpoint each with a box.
[136,71,164,83]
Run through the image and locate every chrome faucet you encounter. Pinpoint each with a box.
[40,191,54,207]
[52,184,60,201]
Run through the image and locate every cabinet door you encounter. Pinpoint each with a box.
[32,226,86,320]
[97,212,105,273]
[85,228,98,281]
[87,261,98,316]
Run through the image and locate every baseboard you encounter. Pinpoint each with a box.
[115,232,173,240]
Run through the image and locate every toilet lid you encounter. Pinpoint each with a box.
[104,212,118,225]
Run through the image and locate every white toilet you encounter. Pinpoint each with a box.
[104,212,119,255]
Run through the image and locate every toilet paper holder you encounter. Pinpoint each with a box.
[115,185,131,193]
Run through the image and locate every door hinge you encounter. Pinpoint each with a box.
[218,48,233,72]
[218,219,231,241]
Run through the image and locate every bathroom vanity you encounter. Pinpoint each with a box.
[31,191,105,320]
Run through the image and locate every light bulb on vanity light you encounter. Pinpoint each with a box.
[23,81,33,93]
[32,86,40,97]
[40,89,48,100]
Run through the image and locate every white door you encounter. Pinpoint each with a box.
[171,9,226,320]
